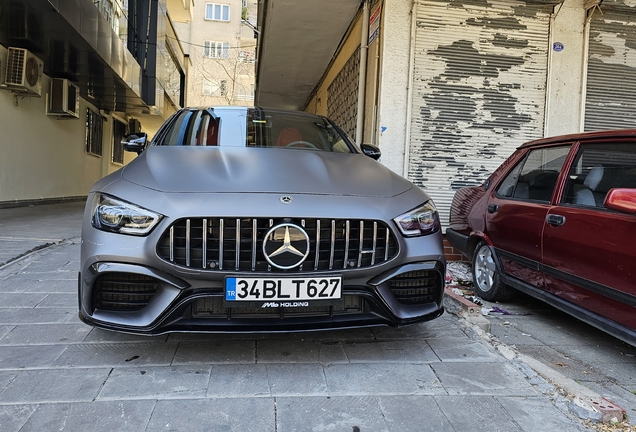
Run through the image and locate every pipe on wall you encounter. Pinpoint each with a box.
[403,0,418,177]
[355,0,370,146]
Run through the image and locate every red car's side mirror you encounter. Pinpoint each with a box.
[604,188,636,214]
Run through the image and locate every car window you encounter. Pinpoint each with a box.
[561,142,636,207]
[496,146,571,202]
[155,108,354,153]
[246,109,353,153]
[160,110,191,145]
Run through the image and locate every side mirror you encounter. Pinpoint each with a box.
[604,188,636,214]
[122,132,148,154]
[360,143,381,160]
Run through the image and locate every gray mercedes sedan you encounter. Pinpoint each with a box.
[79,107,445,334]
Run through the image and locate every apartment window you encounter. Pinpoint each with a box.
[112,119,126,164]
[203,80,227,96]
[93,0,119,35]
[204,41,229,59]
[86,109,103,157]
[205,3,230,21]
[235,91,254,101]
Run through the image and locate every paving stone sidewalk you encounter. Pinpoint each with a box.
[0,203,594,431]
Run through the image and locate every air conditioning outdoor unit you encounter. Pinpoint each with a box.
[47,78,80,118]
[2,47,43,96]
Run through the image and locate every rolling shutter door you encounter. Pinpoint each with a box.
[408,0,550,228]
[585,13,636,131]
[327,47,361,139]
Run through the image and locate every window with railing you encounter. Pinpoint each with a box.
[204,41,229,59]
[93,0,121,36]
[235,84,255,100]
[203,80,227,96]
[86,109,104,157]
[112,119,126,164]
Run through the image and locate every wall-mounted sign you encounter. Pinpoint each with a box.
[369,4,382,45]
[553,42,564,52]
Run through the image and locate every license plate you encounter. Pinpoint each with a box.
[225,276,342,301]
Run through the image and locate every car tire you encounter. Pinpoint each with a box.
[472,242,514,301]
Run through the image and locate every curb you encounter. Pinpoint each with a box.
[518,353,626,423]
[443,286,490,333]
[443,286,627,424]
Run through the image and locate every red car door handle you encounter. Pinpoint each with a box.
[546,214,566,226]
[487,204,499,213]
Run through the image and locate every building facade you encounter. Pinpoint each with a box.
[176,0,257,107]
[0,0,192,205]
[258,0,636,229]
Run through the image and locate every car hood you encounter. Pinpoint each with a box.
[121,146,413,198]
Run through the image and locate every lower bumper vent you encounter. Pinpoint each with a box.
[192,295,365,319]
[92,272,159,311]
[389,270,441,305]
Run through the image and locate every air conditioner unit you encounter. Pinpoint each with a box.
[47,78,80,118]
[2,47,43,96]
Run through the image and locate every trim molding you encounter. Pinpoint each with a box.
[495,248,636,309]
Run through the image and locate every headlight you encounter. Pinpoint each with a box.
[91,193,162,236]
[393,201,440,237]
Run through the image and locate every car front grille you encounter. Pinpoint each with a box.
[388,270,441,305]
[92,272,159,311]
[157,218,399,272]
[192,295,365,318]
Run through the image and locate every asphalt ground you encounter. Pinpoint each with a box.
[0,201,631,431]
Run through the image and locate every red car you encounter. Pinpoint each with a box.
[447,130,636,346]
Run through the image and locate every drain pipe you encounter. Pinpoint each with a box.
[355,0,370,146]
[404,0,417,177]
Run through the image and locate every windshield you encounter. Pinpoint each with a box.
[154,107,354,153]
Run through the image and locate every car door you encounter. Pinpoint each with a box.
[486,144,572,290]
[542,140,636,331]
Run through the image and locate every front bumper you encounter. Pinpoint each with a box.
[78,260,445,335]
[79,189,446,334]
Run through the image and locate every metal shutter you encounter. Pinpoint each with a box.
[328,46,361,139]
[408,0,550,228]
[584,13,636,131]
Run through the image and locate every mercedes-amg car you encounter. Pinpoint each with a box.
[79,107,445,334]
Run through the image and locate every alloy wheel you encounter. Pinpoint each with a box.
[474,245,497,293]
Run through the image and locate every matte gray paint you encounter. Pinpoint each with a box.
[121,147,413,198]
[80,108,446,333]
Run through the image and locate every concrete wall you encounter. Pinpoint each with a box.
[183,0,257,107]
[376,0,413,175]
[0,47,128,203]
[304,0,590,178]
[374,0,590,179]
[544,0,587,136]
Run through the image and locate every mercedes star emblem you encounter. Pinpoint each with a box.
[263,223,310,269]
[280,196,293,204]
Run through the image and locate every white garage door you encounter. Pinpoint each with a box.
[408,0,551,228]
[585,12,636,131]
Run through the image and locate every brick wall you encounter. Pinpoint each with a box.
[443,236,469,262]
